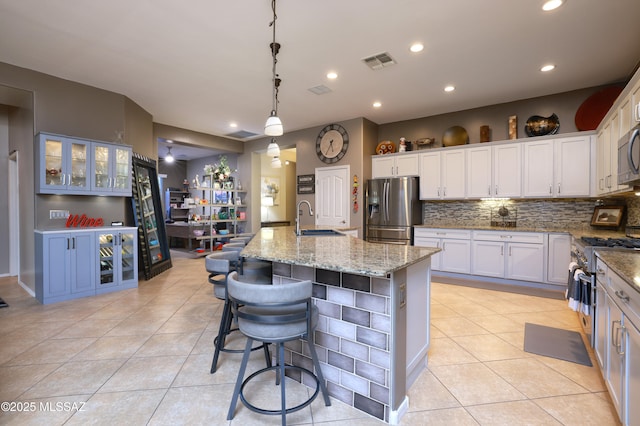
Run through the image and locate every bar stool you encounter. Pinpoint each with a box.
[205,251,271,374]
[223,243,272,283]
[226,271,331,425]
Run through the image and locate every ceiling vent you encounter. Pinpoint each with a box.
[362,52,396,70]
[225,130,260,139]
[308,85,332,95]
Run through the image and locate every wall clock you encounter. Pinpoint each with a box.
[316,124,349,164]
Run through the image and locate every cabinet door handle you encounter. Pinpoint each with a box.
[500,246,504,256]
[549,185,552,194]
[488,185,491,195]
[61,173,66,186]
[442,242,446,251]
[612,320,621,352]
[509,246,512,256]
[495,186,498,195]
[443,187,447,197]
[67,238,70,250]
[437,188,441,197]
[615,290,630,302]
[598,178,604,190]
[72,237,75,250]
[557,183,561,194]
[620,325,627,356]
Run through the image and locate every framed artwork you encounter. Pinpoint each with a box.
[297,174,315,184]
[297,184,315,194]
[590,206,624,227]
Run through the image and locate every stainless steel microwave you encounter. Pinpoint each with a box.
[618,106,640,185]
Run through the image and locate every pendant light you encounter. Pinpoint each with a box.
[267,138,280,157]
[165,146,174,163]
[271,156,282,168]
[264,0,283,137]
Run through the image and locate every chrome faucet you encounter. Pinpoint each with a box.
[295,200,314,236]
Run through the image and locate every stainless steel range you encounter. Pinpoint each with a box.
[570,235,640,346]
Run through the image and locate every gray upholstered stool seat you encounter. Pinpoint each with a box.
[226,271,330,424]
[205,251,270,374]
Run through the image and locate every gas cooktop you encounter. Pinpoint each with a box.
[580,236,640,249]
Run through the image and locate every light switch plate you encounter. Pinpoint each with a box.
[49,210,69,219]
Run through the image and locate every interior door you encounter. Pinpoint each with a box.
[315,165,350,227]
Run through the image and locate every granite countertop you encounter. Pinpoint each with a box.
[415,223,627,240]
[242,226,439,277]
[595,250,640,295]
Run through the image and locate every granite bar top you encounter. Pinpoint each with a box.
[595,250,640,295]
[242,226,440,277]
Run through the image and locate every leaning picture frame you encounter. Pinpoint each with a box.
[590,206,624,227]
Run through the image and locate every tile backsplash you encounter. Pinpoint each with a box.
[422,196,640,230]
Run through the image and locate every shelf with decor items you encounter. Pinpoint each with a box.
[190,180,247,253]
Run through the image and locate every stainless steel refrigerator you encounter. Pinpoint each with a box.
[365,177,421,245]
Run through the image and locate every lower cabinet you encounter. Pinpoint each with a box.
[596,255,640,425]
[414,228,471,273]
[471,231,544,282]
[547,233,571,284]
[35,227,138,304]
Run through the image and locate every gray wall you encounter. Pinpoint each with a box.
[0,61,154,291]
[0,106,8,274]
[378,85,621,150]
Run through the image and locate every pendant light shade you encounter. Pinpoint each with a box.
[267,138,281,157]
[271,156,282,168]
[265,112,283,136]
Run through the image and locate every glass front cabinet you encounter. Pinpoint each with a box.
[36,132,132,196]
[96,229,138,293]
[37,133,90,193]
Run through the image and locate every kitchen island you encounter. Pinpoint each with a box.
[241,226,440,423]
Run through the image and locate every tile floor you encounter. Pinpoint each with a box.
[0,253,621,425]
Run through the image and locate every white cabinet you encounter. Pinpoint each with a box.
[35,227,138,304]
[547,233,571,284]
[471,231,544,282]
[523,136,591,198]
[36,132,132,196]
[414,228,471,273]
[92,142,132,195]
[419,150,465,199]
[372,153,419,178]
[596,255,640,425]
[466,144,521,198]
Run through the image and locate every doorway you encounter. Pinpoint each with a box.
[9,150,19,277]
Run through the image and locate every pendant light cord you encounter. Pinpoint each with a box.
[270,0,281,115]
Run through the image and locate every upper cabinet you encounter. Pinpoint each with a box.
[466,144,521,199]
[36,132,132,196]
[419,150,465,199]
[37,133,91,193]
[92,142,132,195]
[372,153,419,178]
[523,135,592,198]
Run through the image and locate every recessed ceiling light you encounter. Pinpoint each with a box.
[229,122,238,128]
[409,43,424,53]
[373,101,382,108]
[444,85,455,92]
[542,0,564,11]
[327,72,338,80]
[166,139,173,143]
[541,64,556,72]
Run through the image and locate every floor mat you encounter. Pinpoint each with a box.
[523,323,592,366]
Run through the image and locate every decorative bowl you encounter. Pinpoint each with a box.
[442,126,469,146]
[525,113,560,137]
[219,229,229,235]
[193,230,205,237]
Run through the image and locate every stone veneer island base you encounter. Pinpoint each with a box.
[240,227,440,423]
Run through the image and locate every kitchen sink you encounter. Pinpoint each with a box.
[299,229,344,236]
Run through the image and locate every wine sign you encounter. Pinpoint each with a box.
[66,213,105,228]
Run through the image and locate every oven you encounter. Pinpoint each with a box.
[570,239,596,346]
